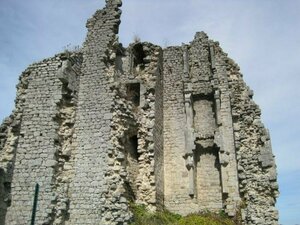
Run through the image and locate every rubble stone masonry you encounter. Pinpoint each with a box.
[0,0,278,224]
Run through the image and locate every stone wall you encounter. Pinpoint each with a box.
[195,147,222,210]
[65,0,129,224]
[163,46,194,214]
[208,34,241,216]
[0,65,31,225]
[1,52,81,225]
[215,43,279,224]
[111,41,163,210]
[161,31,278,224]
[50,53,82,224]
[162,33,240,215]
[0,1,279,224]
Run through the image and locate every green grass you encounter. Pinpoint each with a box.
[129,204,236,225]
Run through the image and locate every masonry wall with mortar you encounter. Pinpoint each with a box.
[0,68,30,224]
[162,32,240,215]
[161,31,278,224]
[113,41,163,210]
[1,52,81,225]
[64,1,130,224]
[0,0,278,224]
[163,46,198,214]
[215,44,279,224]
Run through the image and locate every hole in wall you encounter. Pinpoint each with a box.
[132,43,145,70]
[222,193,229,205]
[124,181,136,202]
[126,83,140,107]
[128,135,139,160]
[54,139,60,145]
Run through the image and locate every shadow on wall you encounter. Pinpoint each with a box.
[0,168,11,225]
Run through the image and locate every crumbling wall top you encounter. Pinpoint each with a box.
[105,0,122,7]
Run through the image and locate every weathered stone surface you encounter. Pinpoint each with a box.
[0,1,278,225]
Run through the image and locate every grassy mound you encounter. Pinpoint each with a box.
[129,204,236,225]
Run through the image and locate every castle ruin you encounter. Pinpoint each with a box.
[0,1,279,224]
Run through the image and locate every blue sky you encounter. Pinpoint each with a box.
[0,0,299,224]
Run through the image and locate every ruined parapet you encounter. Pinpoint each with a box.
[0,1,278,225]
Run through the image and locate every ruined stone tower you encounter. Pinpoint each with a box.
[0,1,279,224]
